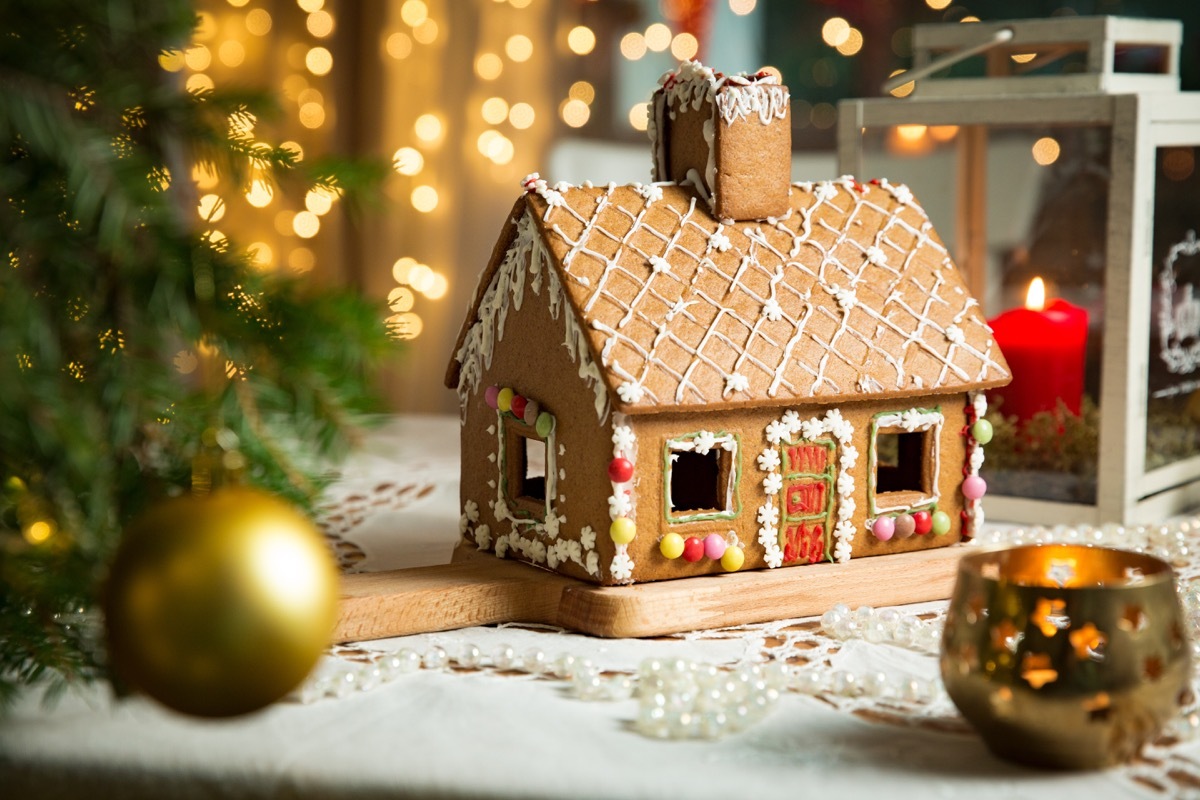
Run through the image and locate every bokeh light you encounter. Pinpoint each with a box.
[414,113,443,142]
[411,185,439,212]
[393,146,424,175]
[509,102,535,129]
[567,26,595,55]
[822,17,850,47]
[482,97,509,125]
[561,98,590,127]
[645,23,671,52]
[1032,136,1061,166]
[506,35,533,62]
[620,32,647,60]
[475,52,503,79]
[293,210,321,238]
[671,33,699,60]
[306,47,333,76]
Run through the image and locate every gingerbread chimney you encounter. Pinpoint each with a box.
[648,61,791,221]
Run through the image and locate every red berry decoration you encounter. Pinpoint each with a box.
[682,536,705,563]
[510,395,527,419]
[608,457,634,483]
[912,510,932,536]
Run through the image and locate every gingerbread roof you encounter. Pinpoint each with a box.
[447,175,1010,415]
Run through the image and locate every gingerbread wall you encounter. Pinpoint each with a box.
[622,396,973,583]
[457,237,617,584]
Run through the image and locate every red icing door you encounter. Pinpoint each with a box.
[779,441,835,564]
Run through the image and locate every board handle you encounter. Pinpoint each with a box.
[333,558,576,643]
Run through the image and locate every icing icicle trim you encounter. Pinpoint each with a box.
[453,209,610,422]
[657,61,788,126]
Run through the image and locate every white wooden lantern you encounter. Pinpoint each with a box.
[838,16,1200,525]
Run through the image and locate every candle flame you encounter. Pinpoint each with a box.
[1026,277,1046,312]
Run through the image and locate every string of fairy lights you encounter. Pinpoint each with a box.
[158,0,1084,354]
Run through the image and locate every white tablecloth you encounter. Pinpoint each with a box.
[0,416,1191,799]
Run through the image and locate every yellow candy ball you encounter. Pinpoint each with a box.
[610,517,636,544]
[497,387,514,413]
[659,532,685,559]
[721,545,745,572]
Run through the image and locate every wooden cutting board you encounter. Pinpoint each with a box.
[333,543,965,642]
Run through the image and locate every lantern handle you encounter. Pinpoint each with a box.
[882,26,1014,95]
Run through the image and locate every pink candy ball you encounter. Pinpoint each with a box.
[484,385,500,409]
[872,516,895,541]
[962,475,987,500]
[703,533,727,561]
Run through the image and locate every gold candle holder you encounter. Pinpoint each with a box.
[941,544,1191,769]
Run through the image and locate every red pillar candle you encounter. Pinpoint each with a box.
[988,278,1088,422]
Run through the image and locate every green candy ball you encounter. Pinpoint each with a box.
[971,419,994,445]
[931,510,952,536]
[535,412,554,438]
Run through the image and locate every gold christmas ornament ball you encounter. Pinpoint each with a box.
[105,487,339,717]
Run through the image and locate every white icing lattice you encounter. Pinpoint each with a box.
[522,179,1007,413]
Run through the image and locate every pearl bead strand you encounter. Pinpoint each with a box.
[298,517,1200,740]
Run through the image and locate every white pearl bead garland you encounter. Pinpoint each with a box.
[299,517,1200,740]
[974,516,1200,567]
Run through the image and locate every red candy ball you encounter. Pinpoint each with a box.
[682,536,705,563]
[510,395,527,419]
[912,510,932,535]
[608,457,634,483]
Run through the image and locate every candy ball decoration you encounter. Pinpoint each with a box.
[497,387,514,413]
[893,513,916,540]
[609,517,636,544]
[682,536,705,563]
[659,532,685,559]
[962,475,987,500]
[484,386,500,408]
[104,487,339,718]
[535,412,554,438]
[931,510,952,536]
[608,457,634,483]
[971,419,994,445]
[510,395,527,419]
[721,545,745,572]
[703,533,727,561]
[872,516,895,541]
[913,510,933,535]
[522,400,540,426]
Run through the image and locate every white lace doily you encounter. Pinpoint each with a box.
[311,415,1200,798]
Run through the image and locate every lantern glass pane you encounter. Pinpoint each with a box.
[861,124,1109,505]
[1146,146,1200,472]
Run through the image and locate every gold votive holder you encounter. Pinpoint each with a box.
[941,544,1191,769]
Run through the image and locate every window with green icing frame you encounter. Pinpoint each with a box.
[662,432,741,524]
[867,407,942,517]
[500,412,554,522]
[779,438,836,562]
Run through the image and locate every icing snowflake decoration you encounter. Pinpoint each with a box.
[606,412,638,584]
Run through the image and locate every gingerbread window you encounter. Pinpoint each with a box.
[663,431,740,524]
[869,408,943,515]
[502,417,553,520]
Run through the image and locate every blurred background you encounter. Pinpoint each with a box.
[178,0,1200,414]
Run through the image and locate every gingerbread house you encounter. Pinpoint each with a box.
[445,62,1011,586]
